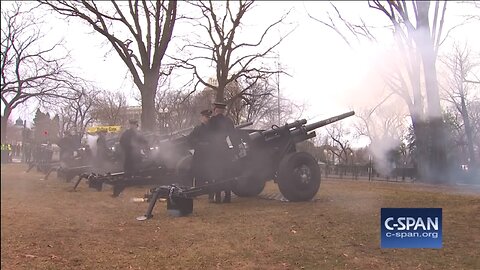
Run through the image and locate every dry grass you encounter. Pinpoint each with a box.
[1,163,479,270]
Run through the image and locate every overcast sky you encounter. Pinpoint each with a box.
[7,1,480,146]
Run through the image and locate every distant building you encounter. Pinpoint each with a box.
[123,106,142,123]
[88,105,142,133]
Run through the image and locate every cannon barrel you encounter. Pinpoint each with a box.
[149,121,253,140]
[155,121,255,146]
[235,121,254,129]
[149,121,254,145]
[304,111,355,132]
[249,119,307,141]
[262,119,307,136]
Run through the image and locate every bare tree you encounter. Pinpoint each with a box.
[309,1,461,182]
[468,101,480,161]
[40,0,178,131]
[462,1,480,22]
[368,1,451,181]
[1,3,76,141]
[155,89,198,132]
[354,106,407,147]
[91,90,128,126]
[176,0,294,106]
[56,86,98,135]
[199,75,301,126]
[235,76,302,128]
[354,103,408,174]
[440,43,480,164]
[325,122,352,166]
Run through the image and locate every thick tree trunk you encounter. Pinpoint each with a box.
[421,57,448,183]
[138,71,161,132]
[215,83,226,103]
[411,115,428,179]
[427,118,448,183]
[1,108,12,142]
[1,116,8,142]
[140,88,156,132]
[416,1,448,183]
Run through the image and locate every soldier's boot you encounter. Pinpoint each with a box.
[214,192,222,203]
[223,190,231,203]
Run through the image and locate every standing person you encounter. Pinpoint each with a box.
[24,142,32,163]
[187,109,212,188]
[119,119,148,177]
[207,101,237,203]
[71,131,82,150]
[12,144,18,158]
[95,130,109,170]
[58,131,74,166]
[16,143,21,158]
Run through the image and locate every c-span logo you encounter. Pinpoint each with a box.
[381,208,442,248]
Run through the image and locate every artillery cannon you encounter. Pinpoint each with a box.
[44,142,121,182]
[54,127,195,190]
[73,121,254,197]
[75,162,172,197]
[136,111,355,220]
[26,143,60,174]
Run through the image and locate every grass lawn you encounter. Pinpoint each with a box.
[1,163,479,269]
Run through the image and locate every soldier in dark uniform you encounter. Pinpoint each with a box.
[95,130,109,170]
[119,119,148,177]
[23,143,32,163]
[187,109,212,189]
[207,101,237,203]
[58,131,75,166]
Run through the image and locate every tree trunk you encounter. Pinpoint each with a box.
[411,115,429,179]
[460,95,476,164]
[138,71,161,132]
[140,87,156,132]
[215,84,226,103]
[416,1,448,183]
[1,108,12,142]
[1,116,8,142]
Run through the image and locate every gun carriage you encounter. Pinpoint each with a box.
[39,127,194,186]
[26,143,60,174]
[73,122,254,197]
[136,111,355,220]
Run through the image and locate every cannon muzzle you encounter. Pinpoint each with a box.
[304,111,355,132]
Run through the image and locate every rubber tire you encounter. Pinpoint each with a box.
[232,177,266,197]
[277,152,321,202]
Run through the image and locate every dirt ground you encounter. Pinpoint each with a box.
[1,163,479,270]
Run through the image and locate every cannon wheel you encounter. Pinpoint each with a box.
[175,155,193,187]
[277,151,321,202]
[232,177,266,197]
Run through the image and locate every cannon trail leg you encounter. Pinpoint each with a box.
[112,184,126,197]
[44,167,56,180]
[136,190,162,221]
[72,174,87,191]
[26,163,35,172]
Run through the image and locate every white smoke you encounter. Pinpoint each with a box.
[86,134,98,156]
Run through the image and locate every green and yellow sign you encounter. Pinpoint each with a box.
[87,126,122,134]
